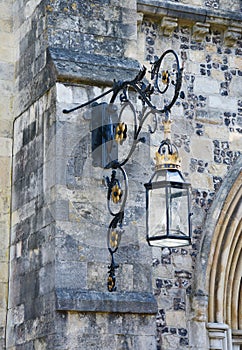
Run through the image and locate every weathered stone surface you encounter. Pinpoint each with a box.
[56,289,157,314]
[0,0,242,349]
[0,1,14,346]
[49,47,141,86]
[137,0,242,23]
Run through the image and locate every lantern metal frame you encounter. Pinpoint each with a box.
[145,165,192,249]
[63,49,192,292]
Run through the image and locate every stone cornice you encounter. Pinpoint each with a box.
[48,47,141,86]
[56,288,158,314]
[137,0,242,28]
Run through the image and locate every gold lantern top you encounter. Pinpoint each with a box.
[155,119,181,171]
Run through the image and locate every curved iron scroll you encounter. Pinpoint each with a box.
[63,50,183,291]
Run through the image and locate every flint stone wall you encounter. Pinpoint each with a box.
[3,0,242,349]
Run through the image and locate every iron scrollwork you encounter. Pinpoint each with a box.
[63,49,183,291]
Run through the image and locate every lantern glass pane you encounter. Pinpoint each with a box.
[166,170,184,183]
[148,187,167,238]
[168,187,189,237]
[151,169,185,183]
[145,169,191,248]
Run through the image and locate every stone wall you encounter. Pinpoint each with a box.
[13,0,56,116]
[7,1,158,349]
[0,0,15,347]
[1,0,242,349]
[135,3,242,349]
[7,88,57,349]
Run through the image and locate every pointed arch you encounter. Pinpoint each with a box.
[208,185,242,326]
[194,155,242,332]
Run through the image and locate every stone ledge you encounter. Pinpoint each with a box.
[56,288,158,314]
[48,47,141,86]
[137,0,242,25]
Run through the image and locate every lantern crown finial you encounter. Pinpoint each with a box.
[155,117,181,170]
[155,150,181,170]
[155,139,181,171]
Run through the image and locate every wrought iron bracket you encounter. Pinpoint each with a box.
[63,49,183,291]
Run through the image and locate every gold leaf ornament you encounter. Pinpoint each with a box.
[110,230,119,249]
[115,122,127,143]
[111,184,123,203]
[107,276,115,291]
[162,70,169,85]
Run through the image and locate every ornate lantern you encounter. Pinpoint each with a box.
[145,119,192,248]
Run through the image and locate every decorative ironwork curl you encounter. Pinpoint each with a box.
[63,49,182,116]
[105,168,127,291]
[63,49,183,291]
[106,168,128,217]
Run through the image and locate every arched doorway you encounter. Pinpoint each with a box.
[194,155,242,349]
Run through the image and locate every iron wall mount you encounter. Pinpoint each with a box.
[63,49,183,291]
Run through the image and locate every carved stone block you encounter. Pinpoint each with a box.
[160,16,178,36]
